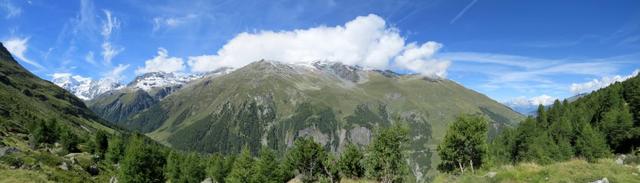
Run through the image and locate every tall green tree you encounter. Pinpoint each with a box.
[364,124,409,183]
[437,115,488,174]
[286,137,327,183]
[206,153,233,183]
[225,146,254,183]
[181,152,206,183]
[58,127,80,153]
[31,119,58,145]
[118,136,166,183]
[251,147,281,183]
[106,135,125,163]
[165,151,182,182]
[575,123,610,161]
[93,130,109,158]
[337,144,364,179]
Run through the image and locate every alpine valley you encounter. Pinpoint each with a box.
[82,59,524,180]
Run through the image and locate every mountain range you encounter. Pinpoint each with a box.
[81,59,523,180]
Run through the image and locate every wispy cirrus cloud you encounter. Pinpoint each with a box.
[152,14,198,32]
[450,0,478,24]
[1,0,21,19]
[442,51,640,97]
[3,37,44,70]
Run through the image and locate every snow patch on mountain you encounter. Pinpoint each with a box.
[52,73,124,100]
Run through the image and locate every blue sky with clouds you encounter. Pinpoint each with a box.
[1,0,639,104]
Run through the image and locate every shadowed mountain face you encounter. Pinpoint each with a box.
[0,42,116,140]
[90,60,522,180]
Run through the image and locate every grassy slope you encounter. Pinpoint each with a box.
[0,42,120,182]
[433,159,640,183]
[120,61,522,180]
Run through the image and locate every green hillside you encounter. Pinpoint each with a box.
[0,42,124,182]
[95,60,523,180]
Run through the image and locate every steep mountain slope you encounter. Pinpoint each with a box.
[0,43,114,133]
[86,70,229,123]
[120,60,523,180]
[0,42,120,181]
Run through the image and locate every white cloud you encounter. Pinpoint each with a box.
[52,72,72,79]
[570,69,639,94]
[101,42,123,65]
[101,10,120,39]
[1,0,21,19]
[104,64,129,81]
[152,14,198,32]
[85,51,96,64]
[187,14,450,78]
[395,42,451,78]
[97,9,123,66]
[508,95,557,106]
[136,48,185,74]
[3,37,44,70]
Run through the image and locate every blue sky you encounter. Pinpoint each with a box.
[1,0,639,104]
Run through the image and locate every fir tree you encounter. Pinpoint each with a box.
[225,146,254,183]
[337,143,364,178]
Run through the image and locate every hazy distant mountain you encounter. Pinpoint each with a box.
[95,60,522,180]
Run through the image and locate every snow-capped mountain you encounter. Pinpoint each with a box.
[52,68,233,100]
[127,72,205,91]
[52,73,124,100]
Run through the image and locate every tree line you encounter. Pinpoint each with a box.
[27,122,414,183]
[437,75,640,174]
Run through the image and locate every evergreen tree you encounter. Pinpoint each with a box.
[251,147,281,183]
[536,105,549,128]
[32,118,58,145]
[206,153,230,183]
[118,136,166,183]
[181,152,206,183]
[337,144,364,178]
[225,146,254,183]
[93,130,109,158]
[286,137,327,183]
[58,126,80,153]
[165,151,182,182]
[600,105,635,152]
[364,124,409,183]
[489,127,516,165]
[575,123,610,161]
[437,115,488,174]
[106,135,125,163]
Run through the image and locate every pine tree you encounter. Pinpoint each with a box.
[364,124,409,183]
[118,136,166,183]
[206,153,228,183]
[165,151,182,182]
[251,147,281,183]
[32,118,58,145]
[337,143,364,178]
[106,135,125,163]
[575,123,610,162]
[225,146,254,183]
[93,130,109,158]
[437,115,488,174]
[58,126,80,153]
[182,152,206,183]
